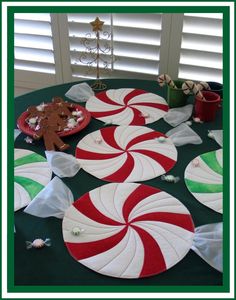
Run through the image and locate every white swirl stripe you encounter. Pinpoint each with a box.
[184,149,223,214]
[86,88,169,125]
[62,183,195,279]
[76,126,177,182]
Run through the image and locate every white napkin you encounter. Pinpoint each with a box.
[166,123,202,146]
[164,104,193,127]
[209,130,223,147]
[24,176,74,219]
[65,82,94,102]
[191,223,222,272]
[45,151,81,178]
[14,129,22,141]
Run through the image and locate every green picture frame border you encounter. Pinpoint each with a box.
[3,0,232,296]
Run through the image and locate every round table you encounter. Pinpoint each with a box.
[14,79,223,289]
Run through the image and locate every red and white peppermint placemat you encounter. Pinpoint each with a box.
[63,183,195,279]
[86,88,168,125]
[75,126,177,182]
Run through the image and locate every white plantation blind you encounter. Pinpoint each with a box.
[14,13,224,96]
[67,13,111,78]
[112,14,161,77]
[178,13,223,83]
[14,13,55,74]
[67,13,162,80]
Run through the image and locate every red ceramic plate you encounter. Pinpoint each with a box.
[17,104,91,137]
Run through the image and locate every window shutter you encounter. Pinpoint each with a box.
[178,13,223,83]
[67,13,163,80]
[67,13,112,79]
[112,13,162,79]
[14,13,55,74]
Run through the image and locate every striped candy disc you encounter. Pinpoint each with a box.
[75,126,177,182]
[86,88,169,125]
[63,183,195,279]
[14,149,52,211]
[184,149,223,214]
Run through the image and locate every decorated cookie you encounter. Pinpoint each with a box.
[184,149,223,213]
[62,182,195,279]
[34,118,69,151]
[76,126,177,182]
[14,149,52,211]
[86,88,168,125]
[52,96,76,117]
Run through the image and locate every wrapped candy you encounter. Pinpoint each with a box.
[95,137,102,144]
[156,136,166,143]
[71,227,85,236]
[185,120,192,126]
[26,238,51,250]
[36,102,47,112]
[161,175,180,183]
[192,158,200,167]
[192,117,204,124]
[24,136,34,144]
[72,110,83,117]
[182,80,206,101]
[67,118,78,129]
[157,74,177,89]
[139,112,150,118]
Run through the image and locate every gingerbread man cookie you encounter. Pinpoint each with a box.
[34,118,69,151]
[44,106,67,131]
[52,97,76,117]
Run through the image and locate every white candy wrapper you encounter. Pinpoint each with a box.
[24,176,74,219]
[191,223,222,272]
[65,82,94,102]
[166,123,202,146]
[163,104,193,127]
[208,130,223,147]
[45,151,81,178]
[14,129,22,141]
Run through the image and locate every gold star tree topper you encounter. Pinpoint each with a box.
[90,17,104,32]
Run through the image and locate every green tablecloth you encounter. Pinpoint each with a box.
[14,79,222,287]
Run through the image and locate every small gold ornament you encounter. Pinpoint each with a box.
[90,17,104,32]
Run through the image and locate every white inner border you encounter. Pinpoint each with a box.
[2,1,235,299]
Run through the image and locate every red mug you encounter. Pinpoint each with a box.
[194,91,221,122]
